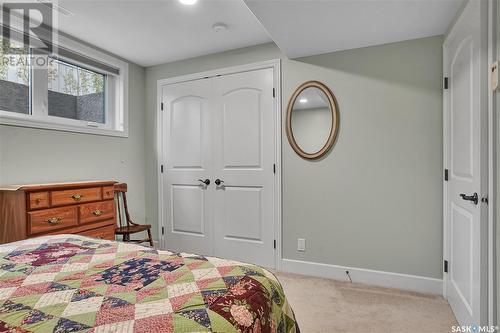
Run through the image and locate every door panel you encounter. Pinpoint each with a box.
[445,0,486,325]
[451,203,473,313]
[171,185,205,235]
[223,186,262,241]
[171,97,204,169]
[162,79,213,256]
[222,88,262,168]
[451,39,474,179]
[213,68,275,268]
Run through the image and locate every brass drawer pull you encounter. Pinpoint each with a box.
[71,194,83,201]
[46,217,62,225]
[92,209,103,216]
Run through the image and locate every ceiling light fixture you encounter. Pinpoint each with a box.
[299,98,308,103]
[179,0,197,5]
[212,22,228,33]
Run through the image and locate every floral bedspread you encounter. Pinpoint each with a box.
[0,235,298,333]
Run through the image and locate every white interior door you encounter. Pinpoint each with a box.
[444,0,487,326]
[212,69,276,268]
[162,79,213,256]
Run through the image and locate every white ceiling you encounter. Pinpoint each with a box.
[56,0,272,67]
[50,0,464,67]
[243,0,464,59]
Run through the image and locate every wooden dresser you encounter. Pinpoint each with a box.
[0,181,117,244]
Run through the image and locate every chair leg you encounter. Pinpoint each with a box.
[147,229,153,247]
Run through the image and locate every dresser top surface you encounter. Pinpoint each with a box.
[0,181,117,192]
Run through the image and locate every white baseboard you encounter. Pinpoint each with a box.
[281,258,443,295]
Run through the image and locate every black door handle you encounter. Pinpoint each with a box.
[197,179,210,186]
[215,179,224,186]
[460,192,478,205]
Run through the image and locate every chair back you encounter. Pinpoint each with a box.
[114,183,130,229]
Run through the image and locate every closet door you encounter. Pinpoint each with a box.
[212,68,276,268]
[162,79,213,256]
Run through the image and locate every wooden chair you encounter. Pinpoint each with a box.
[114,183,153,246]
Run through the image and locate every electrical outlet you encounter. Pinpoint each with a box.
[297,238,306,252]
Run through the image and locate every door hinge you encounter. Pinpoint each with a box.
[444,260,448,273]
[161,227,165,235]
[160,165,164,173]
[444,77,449,89]
[273,164,276,174]
[444,169,449,181]
[273,239,276,249]
[160,102,164,111]
[272,88,275,98]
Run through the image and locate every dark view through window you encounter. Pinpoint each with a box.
[48,58,105,123]
[0,37,30,115]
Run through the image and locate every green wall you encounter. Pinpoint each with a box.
[0,63,147,226]
[284,36,443,278]
[145,36,444,279]
[0,28,445,280]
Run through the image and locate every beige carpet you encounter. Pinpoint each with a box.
[274,271,458,333]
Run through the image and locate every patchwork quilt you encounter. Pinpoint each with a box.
[0,235,298,333]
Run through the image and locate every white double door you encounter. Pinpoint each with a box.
[161,68,276,268]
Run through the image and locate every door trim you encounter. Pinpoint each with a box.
[156,59,282,269]
[442,38,450,300]
[442,0,489,324]
[488,0,497,326]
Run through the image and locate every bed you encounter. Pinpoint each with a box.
[0,235,299,333]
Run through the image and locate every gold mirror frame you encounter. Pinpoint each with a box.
[285,81,340,160]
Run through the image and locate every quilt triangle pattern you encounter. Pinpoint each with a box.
[0,235,299,332]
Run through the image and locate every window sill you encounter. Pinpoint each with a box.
[0,113,129,138]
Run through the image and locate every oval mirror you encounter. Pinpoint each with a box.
[286,81,339,160]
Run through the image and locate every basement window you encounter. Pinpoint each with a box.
[48,58,106,124]
[0,31,129,137]
[0,39,29,115]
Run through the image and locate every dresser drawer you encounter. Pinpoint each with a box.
[28,192,49,210]
[51,187,101,206]
[79,200,115,224]
[102,186,114,200]
[78,224,115,240]
[29,206,78,235]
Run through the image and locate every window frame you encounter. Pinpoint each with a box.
[47,57,107,125]
[0,22,129,137]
